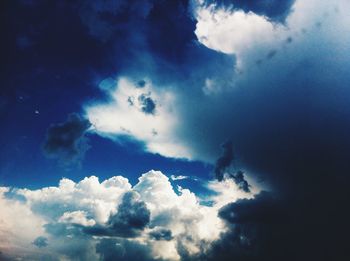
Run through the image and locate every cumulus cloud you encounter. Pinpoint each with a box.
[85,191,151,238]
[202,0,296,22]
[0,188,46,260]
[194,2,287,68]
[43,113,91,167]
[0,170,253,260]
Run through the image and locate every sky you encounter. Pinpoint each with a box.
[0,0,350,260]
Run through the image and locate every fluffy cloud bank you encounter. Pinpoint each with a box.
[0,170,253,260]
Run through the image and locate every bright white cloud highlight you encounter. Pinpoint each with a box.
[194,0,350,72]
[85,78,193,159]
[195,5,281,56]
[0,170,253,261]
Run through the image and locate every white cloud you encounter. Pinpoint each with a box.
[195,4,282,58]
[194,0,350,72]
[18,175,131,223]
[170,175,190,181]
[0,188,46,260]
[0,170,254,260]
[58,210,96,227]
[85,78,193,159]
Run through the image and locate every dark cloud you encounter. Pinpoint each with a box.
[173,7,350,259]
[96,238,157,261]
[214,142,250,192]
[108,191,150,236]
[214,141,233,181]
[266,49,277,60]
[219,191,283,225]
[139,94,156,115]
[204,0,296,22]
[195,192,289,261]
[76,0,196,67]
[228,170,250,193]
[85,191,150,238]
[180,57,350,260]
[137,80,147,88]
[149,228,173,241]
[200,187,348,261]
[43,222,99,260]
[33,236,48,248]
[43,113,91,166]
[76,0,237,90]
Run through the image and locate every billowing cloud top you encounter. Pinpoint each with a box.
[0,170,253,260]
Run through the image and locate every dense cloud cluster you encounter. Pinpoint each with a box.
[62,1,350,259]
[2,0,350,260]
[0,170,252,260]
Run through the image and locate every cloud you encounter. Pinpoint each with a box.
[32,236,48,248]
[214,141,234,181]
[85,191,151,238]
[179,1,350,259]
[85,77,192,159]
[0,170,253,260]
[58,210,96,227]
[149,228,173,241]
[194,2,287,67]
[214,141,250,192]
[109,191,150,232]
[43,113,91,167]
[96,238,156,261]
[0,188,46,260]
[139,93,156,115]
[4,0,350,260]
[202,0,296,22]
[192,191,289,261]
[170,175,190,181]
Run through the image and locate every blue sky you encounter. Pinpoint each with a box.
[1,0,350,260]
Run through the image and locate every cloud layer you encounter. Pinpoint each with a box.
[0,170,253,260]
